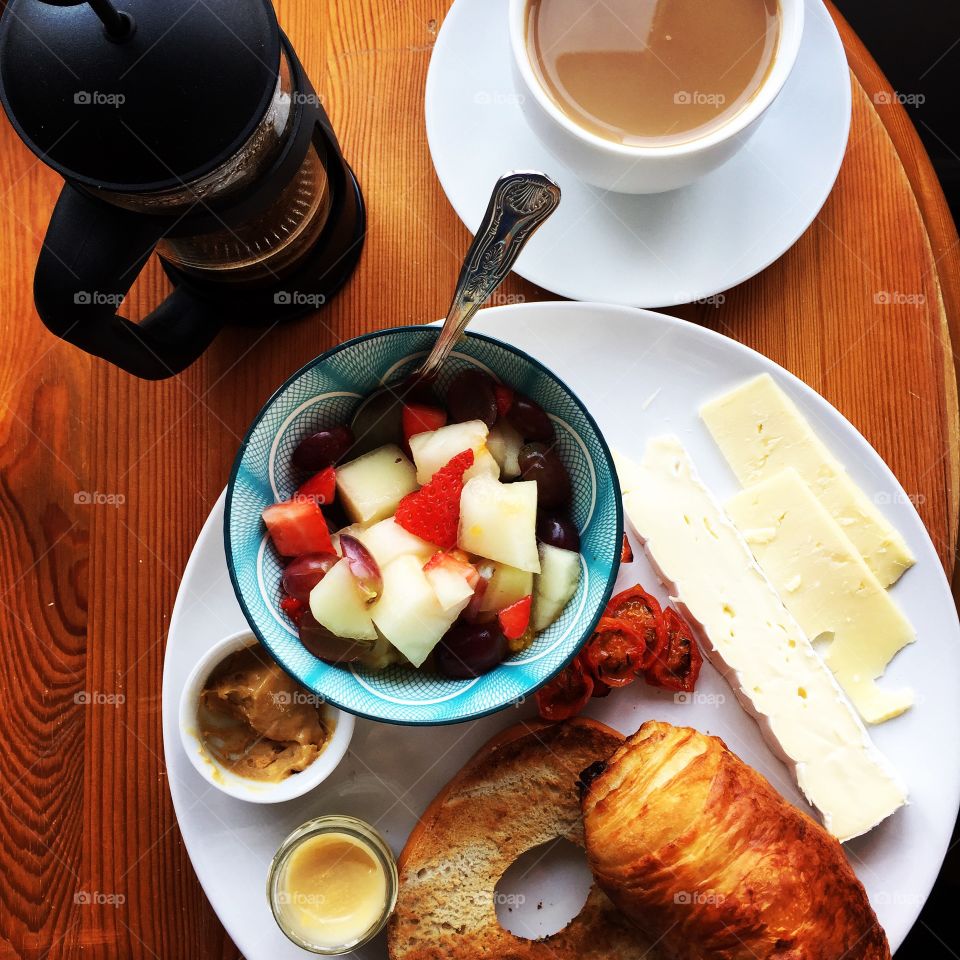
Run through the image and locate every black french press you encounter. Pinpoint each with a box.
[0,0,365,379]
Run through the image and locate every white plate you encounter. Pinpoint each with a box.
[162,303,960,958]
[425,0,852,308]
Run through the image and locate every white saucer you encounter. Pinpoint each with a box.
[425,0,852,308]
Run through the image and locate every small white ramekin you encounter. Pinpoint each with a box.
[178,630,354,804]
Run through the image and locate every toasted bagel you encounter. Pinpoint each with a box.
[388,718,656,960]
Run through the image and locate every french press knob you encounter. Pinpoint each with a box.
[0,0,365,380]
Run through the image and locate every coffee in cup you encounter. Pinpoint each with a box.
[525,0,781,147]
[508,0,804,194]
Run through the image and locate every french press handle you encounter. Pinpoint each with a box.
[34,184,222,380]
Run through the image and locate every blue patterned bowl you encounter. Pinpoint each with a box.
[224,326,622,725]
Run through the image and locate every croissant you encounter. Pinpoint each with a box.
[580,721,890,960]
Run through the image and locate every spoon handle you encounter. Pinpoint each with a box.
[418,171,561,380]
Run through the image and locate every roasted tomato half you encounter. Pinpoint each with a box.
[646,608,703,693]
[582,617,645,688]
[536,655,594,720]
[605,585,667,671]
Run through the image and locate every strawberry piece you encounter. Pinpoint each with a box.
[395,449,474,549]
[296,465,336,505]
[280,595,308,626]
[621,533,634,563]
[494,383,514,419]
[498,594,532,641]
[262,499,334,557]
[403,404,448,447]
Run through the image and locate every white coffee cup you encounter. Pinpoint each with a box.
[508,0,805,194]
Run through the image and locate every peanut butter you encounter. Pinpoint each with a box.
[199,645,328,782]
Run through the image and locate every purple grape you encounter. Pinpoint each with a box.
[507,395,553,442]
[518,442,571,509]
[435,622,508,678]
[292,426,354,471]
[537,514,580,552]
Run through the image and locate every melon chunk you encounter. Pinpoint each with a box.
[425,566,476,614]
[371,555,464,667]
[336,445,418,524]
[531,543,581,632]
[479,562,534,613]
[308,559,378,641]
[409,420,500,485]
[351,517,435,567]
[458,475,540,573]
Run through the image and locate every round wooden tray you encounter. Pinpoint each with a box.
[0,1,957,956]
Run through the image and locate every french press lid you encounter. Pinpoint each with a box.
[0,0,281,193]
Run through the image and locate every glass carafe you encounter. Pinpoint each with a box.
[105,50,333,283]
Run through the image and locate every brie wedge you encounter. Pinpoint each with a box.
[615,438,906,841]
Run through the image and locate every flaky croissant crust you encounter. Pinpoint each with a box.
[582,721,890,960]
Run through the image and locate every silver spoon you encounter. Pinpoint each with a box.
[350,171,561,452]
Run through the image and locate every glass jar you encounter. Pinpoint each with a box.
[267,815,398,955]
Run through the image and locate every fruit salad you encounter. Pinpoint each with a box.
[261,369,583,679]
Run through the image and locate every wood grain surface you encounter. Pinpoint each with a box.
[0,1,957,958]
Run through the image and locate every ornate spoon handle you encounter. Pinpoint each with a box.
[418,171,561,380]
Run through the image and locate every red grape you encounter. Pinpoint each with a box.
[338,535,383,604]
[282,553,337,601]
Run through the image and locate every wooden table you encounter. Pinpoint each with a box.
[0,2,957,957]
